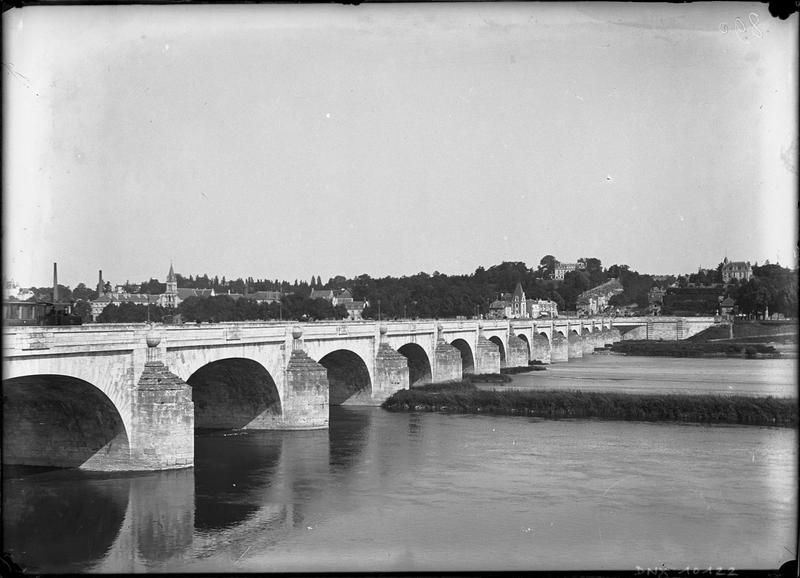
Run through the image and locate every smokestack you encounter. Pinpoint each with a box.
[98,269,103,294]
[53,262,59,302]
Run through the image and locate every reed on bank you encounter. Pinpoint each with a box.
[381,381,797,427]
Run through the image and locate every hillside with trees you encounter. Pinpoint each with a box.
[18,256,796,323]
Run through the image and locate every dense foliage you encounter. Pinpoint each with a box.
[176,295,348,323]
[382,382,797,427]
[97,302,168,323]
[20,256,797,323]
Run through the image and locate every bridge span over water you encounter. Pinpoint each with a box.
[2,316,715,472]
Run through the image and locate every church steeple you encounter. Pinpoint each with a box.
[164,262,178,308]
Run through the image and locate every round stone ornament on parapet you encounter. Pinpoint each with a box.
[291,326,304,350]
[145,324,162,363]
[146,329,160,347]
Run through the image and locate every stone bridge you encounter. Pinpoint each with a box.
[2,316,715,472]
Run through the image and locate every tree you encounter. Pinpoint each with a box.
[72,299,93,323]
[140,278,165,294]
[72,283,98,301]
[735,278,771,317]
[538,255,558,279]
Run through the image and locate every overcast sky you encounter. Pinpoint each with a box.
[3,3,797,288]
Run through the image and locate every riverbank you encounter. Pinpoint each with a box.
[383,381,797,427]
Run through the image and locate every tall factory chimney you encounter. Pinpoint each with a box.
[53,262,59,302]
[97,270,104,295]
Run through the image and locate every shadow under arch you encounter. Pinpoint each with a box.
[450,339,475,374]
[318,349,372,405]
[187,358,281,430]
[398,343,432,387]
[2,375,130,470]
[488,336,506,366]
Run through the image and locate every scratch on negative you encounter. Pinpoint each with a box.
[603,479,622,497]
[236,545,251,563]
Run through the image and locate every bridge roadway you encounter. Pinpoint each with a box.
[2,316,715,472]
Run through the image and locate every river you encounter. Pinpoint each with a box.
[2,356,797,572]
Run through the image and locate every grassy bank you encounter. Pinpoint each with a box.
[690,320,798,343]
[609,340,779,358]
[383,382,797,427]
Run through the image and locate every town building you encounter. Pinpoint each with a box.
[488,283,557,319]
[2,278,34,302]
[721,258,752,284]
[527,299,559,318]
[249,291,282,304]
[720,297,736,318]
[576,278,624,316]
[648,286,667,315]
[91,289,153,321]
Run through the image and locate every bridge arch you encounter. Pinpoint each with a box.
[488,336,506,366]
[187,358,282,430]
[3,374,131,470]
[318,349,372,405]
[449,338,475,374]
[398,343,432,387]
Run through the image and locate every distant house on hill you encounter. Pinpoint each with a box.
[721,258,752,284]
[554,261,586,280]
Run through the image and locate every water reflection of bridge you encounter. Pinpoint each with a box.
[3,407,386,573]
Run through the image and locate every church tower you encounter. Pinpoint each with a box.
[164,263,178,308]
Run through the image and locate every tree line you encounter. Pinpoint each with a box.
[17,256,798,323]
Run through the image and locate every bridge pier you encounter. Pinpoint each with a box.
[532,333,551,364]
[282,327,329,429]
[506,332,530,367]
[129,330,194,471]
[433,324,462,382]
[372,324,410,403]
[567,332,583,359]
[551,334,569,362]
[475,323,501,374]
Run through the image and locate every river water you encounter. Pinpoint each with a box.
[3,357,797,573]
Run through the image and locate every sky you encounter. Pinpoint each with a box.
[3,3,798,289]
